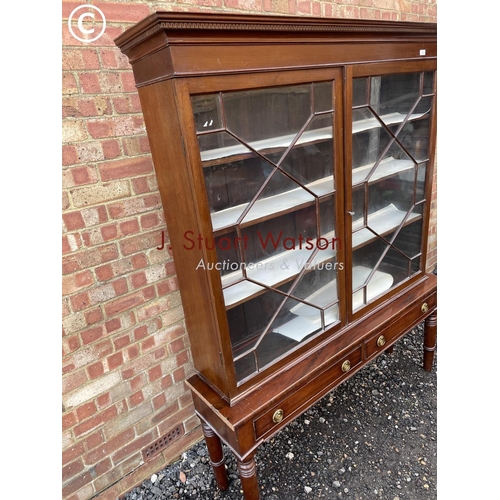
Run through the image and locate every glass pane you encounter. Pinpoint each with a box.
[390,210,424,260]
[191,93,222,132]
[416,162,427,203]
[223,84,312,164]
[277,114,334,196]
[351,185,365,232]
[228,288,286,357]
[370,73,420,126]
[397,97,433,163]
[241,170,315,225]
[265,296,323,346]
[352,262,394,312]
[313,81,333,112]
[352,77,368,107]
[215,231,243,288]
[242,205,317,292]
[289,261,340,323]
[319,195,336,239]
[423,71,435,95]
[202,150,276,230]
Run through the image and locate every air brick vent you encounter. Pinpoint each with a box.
[141,425,184,461]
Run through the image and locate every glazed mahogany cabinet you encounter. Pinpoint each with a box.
[116,13,437,499]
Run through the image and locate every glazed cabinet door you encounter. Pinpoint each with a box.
[347,62,436,317]
[186,70,346,391]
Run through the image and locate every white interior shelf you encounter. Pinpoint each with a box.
[211,176,334,231]
[222,231,337,307]
[352,266,394,311]
[351,203,420,248]
[200,125,333,162]
[352,156,414,185]
[352,110,427,135]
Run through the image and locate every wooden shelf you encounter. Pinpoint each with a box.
[352,265,394,310]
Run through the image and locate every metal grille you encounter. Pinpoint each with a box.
[141,425,183,461]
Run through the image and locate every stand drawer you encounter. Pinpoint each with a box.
[254,346,363,440]
[365,292,437,360]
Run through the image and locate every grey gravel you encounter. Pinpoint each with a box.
[121,323,436,499]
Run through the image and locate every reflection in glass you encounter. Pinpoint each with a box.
[223,84,312,164]
[313,81,333,112]
[278,114,334,196]
[352,77,368,107]
[191,93,222,132]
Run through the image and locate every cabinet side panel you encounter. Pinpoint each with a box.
[137,80,229,396]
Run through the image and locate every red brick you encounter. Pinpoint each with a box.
[105,317,121,333]
[119,219,140,236]
[63,411,77,431]
[63,145,78,166]
[93,2,151,22]
[297,1,311,14]
[161,374,173,390]
[70,291,90,312]
[127,344,140,361]
[141,337,155,351]
[63,442,85,467]
[62,458,85,483]
[95,264,113,282]
[84,307,103,325]
[63,211,85,231]
[152,393,166,411]
[176,350,190,367]
[129,390,144,407]
[113,94,142,114]
[123,136,151,157]
[169,337,185,354]
[107,351,124,370]
[104,289,151,317]
[111,431,157,464]
[84,428,135,466]
[71,166,98,186]
[81,325,104,345]
[87,361,104,379]
[79,72,101,94]
[131,271,147,289]
[63,270,94,295]
[87,116,144,139]
[99,156,153,181]
[94,457,113,478]
[148,365,162,383]
[96,393,111,410]
[76,401,98,421]
[63,49,100,70]
[102,139,121,159]
[173,367,185,383]
[101,224,118,241]
[62,470,93,497]
[132,254,148,270]
[140,212,161,229]
[63,244,119,274]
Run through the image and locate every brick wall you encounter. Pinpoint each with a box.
[62,1,437,499]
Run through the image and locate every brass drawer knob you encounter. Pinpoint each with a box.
[421,302,429,313]
[272,409,284,424]
[341,360,351,373]
[377,335,386,347]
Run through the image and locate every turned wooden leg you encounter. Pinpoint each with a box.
[237,452,260,500]
[201,422,228,491]
[423,310,437,372]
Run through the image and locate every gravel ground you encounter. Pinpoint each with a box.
[122,323,436,500]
